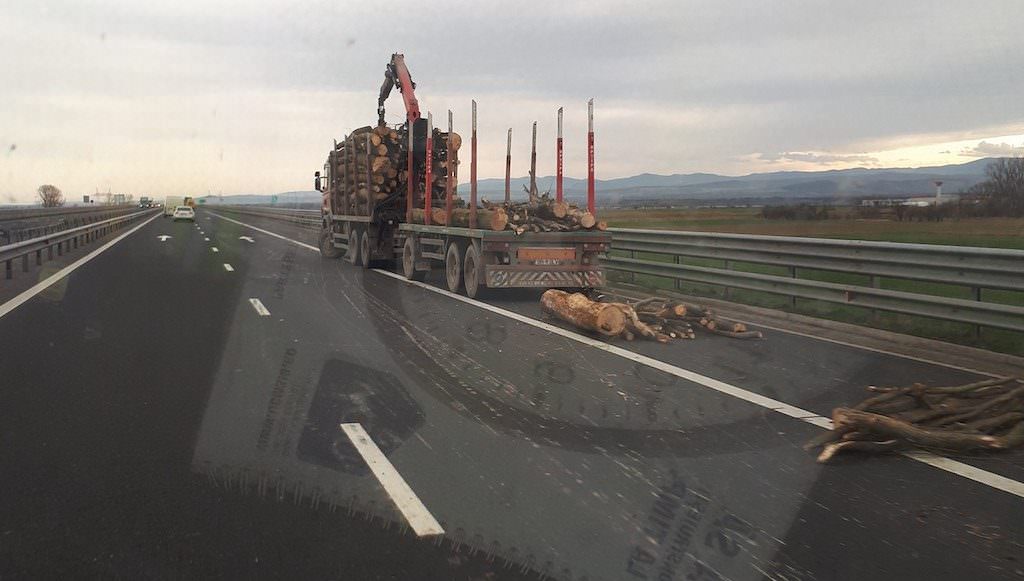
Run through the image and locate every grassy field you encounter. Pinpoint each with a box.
[603,207,1024,249]
[602,208,1024,355]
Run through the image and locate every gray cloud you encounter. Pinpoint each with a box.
[1,0,1023,199]
[959,140,1024,157]
[758,152,879,165]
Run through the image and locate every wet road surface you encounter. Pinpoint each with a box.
[1,208,1023,580]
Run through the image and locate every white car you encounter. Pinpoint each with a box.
[172,206,196,221]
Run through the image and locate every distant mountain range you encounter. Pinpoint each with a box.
[201,157,998,207]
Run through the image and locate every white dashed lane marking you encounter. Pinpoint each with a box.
[248,298,270,316]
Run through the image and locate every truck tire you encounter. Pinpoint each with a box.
[319,230,342,259]
[360,230,372,269]
[347,229,360,265]
[463,244,483,299]
[445,242,463,293]
[402,237,426,281]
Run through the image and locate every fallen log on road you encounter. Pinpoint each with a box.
[540,290,625,337]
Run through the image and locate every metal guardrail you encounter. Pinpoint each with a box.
[0,205,140,244]
[211,205,320,227]
[606,228,1024,333]
[0,204,137,222]
[1,208,157,282]
[211,206,1024,333]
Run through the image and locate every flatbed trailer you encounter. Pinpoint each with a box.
[319,214,609,298]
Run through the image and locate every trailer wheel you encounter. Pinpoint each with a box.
[360,230,372,269]
[463,244,483,298]
[445,242,463,293]
[319,230,342,259]
[402,237,426,281]
[347,229,360,265]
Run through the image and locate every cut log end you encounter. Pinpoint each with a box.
[540,290,626,337]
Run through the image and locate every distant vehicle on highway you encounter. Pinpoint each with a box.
[163,196,185,217]
[172,206,195,221]
[138,196,152,208]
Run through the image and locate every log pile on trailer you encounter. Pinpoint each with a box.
[329,125,457,217]
[806,377,1024,462]
[482,192,607,234]
[540,291,764,342]
[414,191,607,234]
[329,126,398,212]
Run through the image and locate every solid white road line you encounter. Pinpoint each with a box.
[208,212,319,251]
[223,263,234,272]
[248,298,271,316]
[340,422,444,537]
[0,213,161,321]
[215,213,1024,499]
[609,291,1006,378]
[374,269,1024,500]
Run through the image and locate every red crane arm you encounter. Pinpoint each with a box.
[378,53,420,125]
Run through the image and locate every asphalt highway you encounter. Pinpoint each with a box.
[1,208,1023,580]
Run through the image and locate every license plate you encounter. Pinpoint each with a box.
[517,247,576,261]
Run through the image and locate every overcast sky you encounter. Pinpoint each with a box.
[2,0,1023,201]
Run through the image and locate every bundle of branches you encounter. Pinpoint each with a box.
[806,377,1024,463]
[480,191,607,235]
[619,296,764,340]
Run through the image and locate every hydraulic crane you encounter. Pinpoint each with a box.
[377,53,428,222]
[378,53,420,127]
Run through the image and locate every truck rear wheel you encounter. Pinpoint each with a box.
[445,242,463,293]
[320,230,342,259]
[402,237,426,281]
[347,229,360,265]
[463,244,483,298]
[360,230,372,269]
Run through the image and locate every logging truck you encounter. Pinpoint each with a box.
[314,53,610,298]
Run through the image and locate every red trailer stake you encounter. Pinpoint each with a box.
[406,121,414,223]
[504,128,512,204]
[424,113,433,225]
[446,110,454,225]
[587,98,595,216]
[470,100,478,229]
[556,107,564,203]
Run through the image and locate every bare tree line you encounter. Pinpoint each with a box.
[968,157,1024,216]
[34,185,138,207]
[37,184,64,207]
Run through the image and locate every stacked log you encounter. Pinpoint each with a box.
[414,207,509,231]
[806,377,1024,462]
[331,126,403,214]
[331,125,459,217]
[416,128,462,213]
